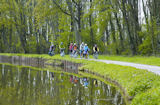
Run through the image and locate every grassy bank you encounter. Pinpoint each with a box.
[97,55,160,66]
[80,61,160,105]
[0,53,160,105]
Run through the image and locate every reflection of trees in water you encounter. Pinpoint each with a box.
[0,64,125,105]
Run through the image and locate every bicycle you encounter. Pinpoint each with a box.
[60,48,65,57]
[93,51,98,59]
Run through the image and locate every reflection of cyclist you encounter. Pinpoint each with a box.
[70,75,73,83]
[60,73,64,82]
[51,72,54,80]
[74,76,78,84]
[83,77,88,87]
[94,79,98,87]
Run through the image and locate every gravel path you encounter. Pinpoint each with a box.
[89,59,160,75]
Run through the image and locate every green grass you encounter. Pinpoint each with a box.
[0,53,160,105]
[97,55,160,66]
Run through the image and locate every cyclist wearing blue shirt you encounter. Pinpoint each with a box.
[83,44,89,58]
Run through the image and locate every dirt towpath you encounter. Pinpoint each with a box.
[88,59,160,75]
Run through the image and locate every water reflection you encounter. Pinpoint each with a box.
[0,64,125,105]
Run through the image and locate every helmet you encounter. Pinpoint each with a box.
[61,42,63,45]
[82,42,84,44]
[74,43,76,45]
[85,44,87,46]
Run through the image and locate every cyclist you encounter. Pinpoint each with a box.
[72,43,78,58]
[80,42,84,58]
[69,43,73,56]
[93,44,99,59]
[83,44,89,59]
[59,42,65,56]
[48,44,55,56]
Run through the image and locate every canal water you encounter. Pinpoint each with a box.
[0,63,126,105]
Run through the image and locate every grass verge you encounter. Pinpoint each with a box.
[97,55,160,66]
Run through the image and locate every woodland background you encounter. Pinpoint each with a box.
[0,0,160,55]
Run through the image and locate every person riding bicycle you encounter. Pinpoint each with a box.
[83,44,89,58]
[48,44,55,56]
[93,44,99,59]
[80,42,84,57]
[93,44,99,54]
[69,43,73,54]
[72,43,78,55]
[59,42,65,53]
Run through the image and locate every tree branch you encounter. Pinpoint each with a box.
[52,0,71,16]
[74,17,78,22]
[72,0,78,6]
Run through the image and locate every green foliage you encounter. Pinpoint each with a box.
[26,35,37,53]
[131,87,160,105]
[0,0,160,56]
[128,74,156,96]
[138,37,152,55]
[15,39,25,53]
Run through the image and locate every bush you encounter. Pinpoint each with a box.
[131,87,160,105]
[138,36,153,55]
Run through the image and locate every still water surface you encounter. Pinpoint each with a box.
[0,64,125,105]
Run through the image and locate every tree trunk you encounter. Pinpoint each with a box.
[109,16,119,54]
[122,0,136,55]
[89,0,94,52]
[77,1,82,46]
[114,12,124,51]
